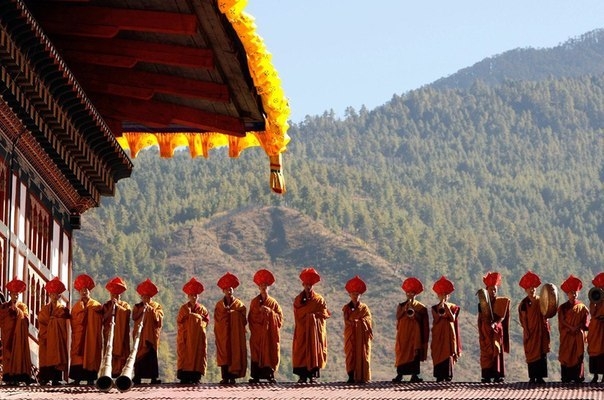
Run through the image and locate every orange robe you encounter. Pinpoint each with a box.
[37,301,70,382]
[248,294,283,379]
[558,299,589,382]
[102,300,131,377]
[518,296,550,362]
[394,299,429,374]
[214,297,247,378]
[177,302,210,379]
[69,297,103,381]
[478,296,510,379]
[0,301,33,383]
[343,301,372,382]
[430,302,461,379]
[588,298,604,373]
[132,301,163,379]
[292,291,330,376]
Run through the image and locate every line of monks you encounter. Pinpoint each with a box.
[0,268,603,388]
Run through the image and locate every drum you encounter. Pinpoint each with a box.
[539,283,559,318]
[476,288,492,320]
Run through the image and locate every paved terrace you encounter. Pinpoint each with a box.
[2,381,603,400]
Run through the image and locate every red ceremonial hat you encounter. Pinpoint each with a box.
[432,276,455,295]
[253,269,275,286]
[6,277,26,293]
[74,274,95,291]
[217,272,240,290]
[402,277,423,294]
[345,276,367,294]
[482,271,502,287]
[519,271,541,290]
[105,276,127,295]
[561,274,582,293]
[183,277,204,295]
[299,267,321,285]
[136,278,158,297]
[592,272,604,288]
[45,277,66,294]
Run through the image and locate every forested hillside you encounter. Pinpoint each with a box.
[73,31,603,383]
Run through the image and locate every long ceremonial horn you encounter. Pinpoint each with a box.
[115,307,146,392]
[96,304,116,392]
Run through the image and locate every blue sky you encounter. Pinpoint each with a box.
[246,1,604,123]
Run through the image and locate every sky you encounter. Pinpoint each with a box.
[246,1,604,123]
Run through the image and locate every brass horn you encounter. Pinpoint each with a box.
[95,304,116,392]
[589,287,604,304]
[406,307,415,318]
[115,307,146,392]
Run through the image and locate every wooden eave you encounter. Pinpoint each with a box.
[24,0,267,137]
[0,0,133,213]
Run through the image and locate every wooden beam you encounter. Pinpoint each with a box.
[69,64,230,102]
[29,5,198,37]
[53,37,214,68]
[90,94,246,136]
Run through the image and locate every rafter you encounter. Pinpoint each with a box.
[28,5,198,37]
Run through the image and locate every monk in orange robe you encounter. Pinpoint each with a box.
[38,277,70,385]
[132,278,163,384]
[393,276,429,383]
[69,274,103,385]
[343,276,373,384]
[518,271,550,384]
[0,277,33,385]
[430,276,461,382]
[214,272,247,384]
[102,277,131,377]
[292,267,331,384]
[477,271,510,383]
[588,272,604,383]
[558,274,589,383]
[177,277,210,384]
[248,269,283,384]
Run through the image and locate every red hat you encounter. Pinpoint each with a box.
[136,278,158,297]
[6,277,26,293]
[519,271,541,290]
[183,277,204,295]
[253,269,275,286]
[592,272,604,288]
[432,276,455,295]
[45,277,66,294]
[74,274,95,291]
[402,277,423,294]
[299,267,321,285]
[217,272,240,290]
[105,276,127,295]
[482,271,502,287]
[561,274,582,293]
[345,276,367,294]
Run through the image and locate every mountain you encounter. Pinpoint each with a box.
[431,29,604,90]
[73,29,604,383]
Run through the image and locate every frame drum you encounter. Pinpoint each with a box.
[539,283,559,318]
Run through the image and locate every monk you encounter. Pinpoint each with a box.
[248,269,283,384]
[588,272,604,383]
[214,272,247,384]
[69,274,103,385]
[177,277,210,384]
[102,277,131,377]
[38,277,70,386]
[132,278,163,384]
[477,271,510,383]
[430,276,461,382]
[393,276,429,383]
[343,275,373,384]
[558,274,589,383]
[292,267,331,384]
[0,277,34,385]
[518,271,550,384]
